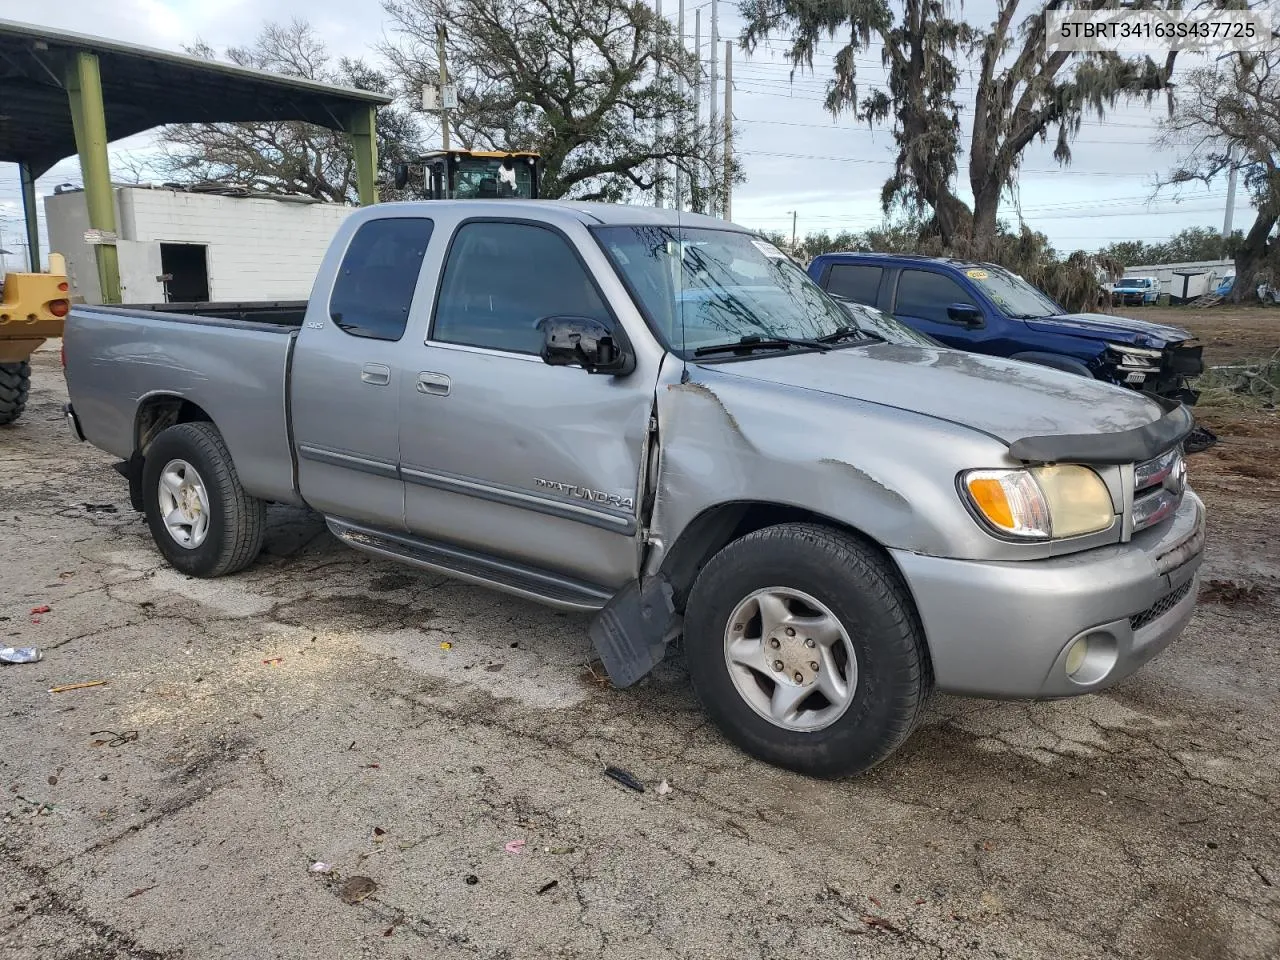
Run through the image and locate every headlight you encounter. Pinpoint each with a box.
[1108,343,1162,371]
[962,465,1115,540]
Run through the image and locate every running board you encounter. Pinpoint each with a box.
[327,518,614,612]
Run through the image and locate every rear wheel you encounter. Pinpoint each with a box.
[0,361,31,426]
[142,422,265,577]
[683,523,931,778]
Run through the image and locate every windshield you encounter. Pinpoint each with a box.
[594,226,851,356]
[965,265,1062,319]
[1116,278,1150,289]
[830,297,941,346]
[451,158,535,199]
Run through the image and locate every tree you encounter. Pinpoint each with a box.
[1099,227,1244,268]
[158,20,423,203]
[1098,240,1153,267]
[382,0,736,204]
[1160,52,1280,303]
[741,0,1175,251]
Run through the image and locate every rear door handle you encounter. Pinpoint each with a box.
[361,363,391,386]
[416,372,451,397]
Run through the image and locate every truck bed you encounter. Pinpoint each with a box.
[120,301,308,327]
[64,303,302,505]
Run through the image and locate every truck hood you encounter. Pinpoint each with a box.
[701,343,1165,445]
[1024,313,1193,348]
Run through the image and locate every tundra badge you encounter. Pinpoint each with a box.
[534,478,634,511]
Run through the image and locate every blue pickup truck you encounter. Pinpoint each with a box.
[809,253,1203,404]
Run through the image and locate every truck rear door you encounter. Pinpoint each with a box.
[397,218,655,590]
[290,216,435,531]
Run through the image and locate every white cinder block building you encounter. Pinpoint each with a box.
[45,185,356,304]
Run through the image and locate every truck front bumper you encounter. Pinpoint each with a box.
[891,491,1205,699]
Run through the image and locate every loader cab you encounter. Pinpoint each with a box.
[394,150,542,200]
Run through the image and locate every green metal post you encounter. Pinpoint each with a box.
[347,105,379,206]
[65,51,121,303]
[19,162,41,271]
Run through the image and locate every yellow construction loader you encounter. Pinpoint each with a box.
[394,150,542,200]
[0,254,70,425]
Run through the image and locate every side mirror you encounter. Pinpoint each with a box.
[947,302,983,326]
[393,162,410,191]
[537,316,636,376]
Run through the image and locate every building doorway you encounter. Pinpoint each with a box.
[160,243,210,302]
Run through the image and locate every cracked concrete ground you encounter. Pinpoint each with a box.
[2,345,1278,960]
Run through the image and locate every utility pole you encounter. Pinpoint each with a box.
[693,8,702,213]
[674,0,685,211]
[790,211,798,250]
[723,40,732,222]
[654,0,664,208]
[708,0,719,217]
[1223,147,1238,239]
[436,24,451,151]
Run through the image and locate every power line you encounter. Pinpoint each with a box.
[735,205,1228,223]
[738,148,1170,178]
[730,115,1162,147]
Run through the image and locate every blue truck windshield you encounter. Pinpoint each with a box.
[965,266,1063,320]
[595,226,849,356]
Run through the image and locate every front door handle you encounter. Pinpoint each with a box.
[361,363,391,386]
[416,372,451,397]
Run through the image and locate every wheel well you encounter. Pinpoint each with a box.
[658,501,934,689]
[135,395,213,455]
[659,501,899,609]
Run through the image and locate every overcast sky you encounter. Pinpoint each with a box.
[0,0,1255,270]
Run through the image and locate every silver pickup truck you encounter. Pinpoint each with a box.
[63,201,1205,777]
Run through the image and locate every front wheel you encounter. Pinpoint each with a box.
[0,361,31,426]
[683,523,931,778]
[142,422,265,577]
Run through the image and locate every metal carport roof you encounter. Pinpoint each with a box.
[0,18,390,176]
[0,18,388,296]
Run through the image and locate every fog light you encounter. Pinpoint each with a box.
[1065,636,1089,676]
[1062,631,1119,686]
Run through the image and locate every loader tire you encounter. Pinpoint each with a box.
[0,361,31,426]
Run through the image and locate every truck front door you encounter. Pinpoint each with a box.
[891,267,1001,353]
[398,218,655,590]
[291,216,435,531]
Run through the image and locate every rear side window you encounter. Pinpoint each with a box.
[329,217,434,341]
[432,221,612,354]
[894,269,974,323]
[824,263,882,305]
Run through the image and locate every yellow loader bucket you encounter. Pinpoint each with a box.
[0,253,70,364]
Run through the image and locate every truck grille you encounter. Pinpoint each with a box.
[1165,342,1204,377]
[1132,447,1186,533]
[1130,578,1194,631]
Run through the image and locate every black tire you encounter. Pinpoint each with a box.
[684,523,931,778]
[142,422,265,578]
[0,361,31,426]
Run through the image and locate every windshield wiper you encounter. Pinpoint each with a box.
[693,334,831,357]
[816,324,884,345]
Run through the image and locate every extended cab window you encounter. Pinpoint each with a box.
[894,269,974,324]
[432,221,611,354]
[329,217,434,341]
[825,263,882,305]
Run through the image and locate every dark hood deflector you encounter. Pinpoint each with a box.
[1008,396,1194,464]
